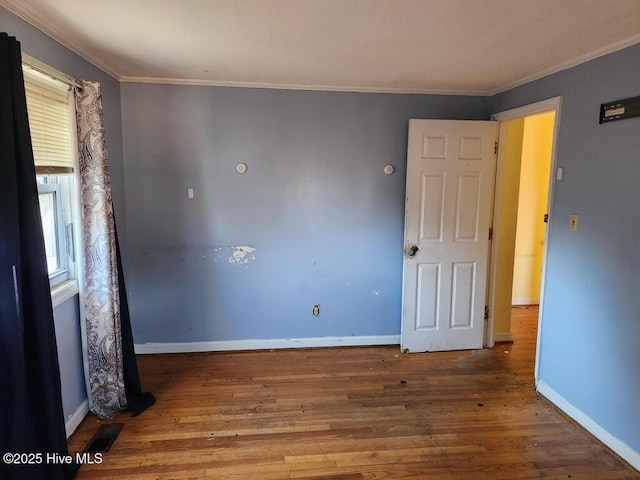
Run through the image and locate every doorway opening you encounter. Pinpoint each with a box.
[486,97,562,383]
[512,113,555,309]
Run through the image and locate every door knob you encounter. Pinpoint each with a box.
[406,245,419,258]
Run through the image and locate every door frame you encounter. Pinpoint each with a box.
[485,96,562,384]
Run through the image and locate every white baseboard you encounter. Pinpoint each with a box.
[537,380,640,472]
[135,335,400,354]
[494,332,514,343]
[65,399,89,439]
[512,298,539,306]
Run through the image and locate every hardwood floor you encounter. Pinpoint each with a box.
[68,306,639,479]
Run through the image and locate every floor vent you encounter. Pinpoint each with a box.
[84,423,124,453]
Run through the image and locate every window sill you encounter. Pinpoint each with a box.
[51,279,79,309]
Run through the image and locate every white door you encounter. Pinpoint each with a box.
[401,120,498,352]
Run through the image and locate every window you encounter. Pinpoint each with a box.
[23,66,80,302]
[36,175,75,285]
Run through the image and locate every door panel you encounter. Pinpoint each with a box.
[416,263,440,330]
[419,173,445,241]
[401,120,497,352]
[455,173,481,241]
[451,262,475,329]
[422,134,447,158]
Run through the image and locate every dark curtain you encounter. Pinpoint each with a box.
[115,227,156,416]
[0,34,77,480]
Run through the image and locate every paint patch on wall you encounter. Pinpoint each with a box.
[229,246,257,265]
[142,245,258,267]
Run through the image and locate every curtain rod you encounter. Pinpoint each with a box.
[21,53,81,89]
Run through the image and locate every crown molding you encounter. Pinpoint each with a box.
[119,75,489,96]
[2,0,122,80]
[489,34,640,96]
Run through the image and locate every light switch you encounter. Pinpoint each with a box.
[569,214,579,232]
[187,188,194,199]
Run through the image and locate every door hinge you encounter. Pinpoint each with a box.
[543,213,549,223]
[484,306,489,321]
[494,141,498,155]
[488,226,493,240]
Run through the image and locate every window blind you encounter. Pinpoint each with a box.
[23,68,75,172]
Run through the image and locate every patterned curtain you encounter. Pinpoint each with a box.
[74,80,126,419]
[74,80,154,419]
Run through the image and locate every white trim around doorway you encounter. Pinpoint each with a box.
[487,96,562,386]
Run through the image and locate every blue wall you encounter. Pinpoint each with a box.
[1,6,124,426]
[121,84,491,343]
[491,43,640,454]
[52,298,86,422]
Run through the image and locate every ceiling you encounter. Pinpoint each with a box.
[3,0,640,95]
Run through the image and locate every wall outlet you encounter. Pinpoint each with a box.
[312,304,320,316]
[569,214,579,232]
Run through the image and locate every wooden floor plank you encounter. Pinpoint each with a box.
[68,306,640,479]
